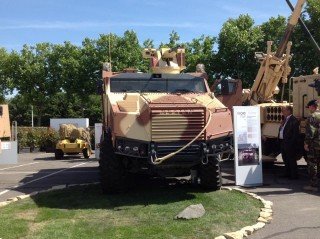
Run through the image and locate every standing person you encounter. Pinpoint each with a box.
[278,105,300,179]
[304,100,320,192]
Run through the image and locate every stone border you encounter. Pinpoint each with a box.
[215,187,273,239]
[0,183,272,239]
[0,182,100,208]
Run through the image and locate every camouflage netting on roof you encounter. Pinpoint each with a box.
[70,127,91,142]
[59,124,77,139]
[59,124,91,142]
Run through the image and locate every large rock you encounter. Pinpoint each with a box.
[175,204,205,219]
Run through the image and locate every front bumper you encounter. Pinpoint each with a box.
[114,136,233,164]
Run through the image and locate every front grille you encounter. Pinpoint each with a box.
[156,143,201,158]
[151,108,206,142]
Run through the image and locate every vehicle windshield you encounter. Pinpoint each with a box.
[110,77,207,93]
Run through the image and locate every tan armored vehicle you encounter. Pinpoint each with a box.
[98,47,233,193]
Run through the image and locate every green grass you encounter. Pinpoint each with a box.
[0,184,262,239]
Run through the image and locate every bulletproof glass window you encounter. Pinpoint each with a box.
[221,79,237,95]
[167,78,206,93]
[110,77,206,93]
[214,83,222,95]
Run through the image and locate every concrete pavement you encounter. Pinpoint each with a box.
[220,159,320,239]
[0,152,99,201]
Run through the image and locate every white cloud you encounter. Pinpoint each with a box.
[0,21,210,30]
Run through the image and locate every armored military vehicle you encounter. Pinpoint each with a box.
[212,0,306,161]
[98,47,233,193]
[55,124,92,159]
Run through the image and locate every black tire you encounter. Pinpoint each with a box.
[99,134,127,193]
[82,148,90,159]
[199,155,221,190]
[54,149,64,160]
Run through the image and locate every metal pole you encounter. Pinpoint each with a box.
[31,105,34,127]
[14,121,17,142]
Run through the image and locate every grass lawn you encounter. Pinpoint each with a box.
[0,183,262,239]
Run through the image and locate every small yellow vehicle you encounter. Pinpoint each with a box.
[54,124,92,159]
[55,138,91,159]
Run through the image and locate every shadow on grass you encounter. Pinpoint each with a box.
[30,177,199,210]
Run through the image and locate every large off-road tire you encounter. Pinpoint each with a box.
[54,149,64,160]
[99,134,127,193]
[199,155,221,190]
[82,148,90,159]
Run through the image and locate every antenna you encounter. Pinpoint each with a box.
[109,33,112,71]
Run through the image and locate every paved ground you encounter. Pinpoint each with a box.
[247,162,320,239]
[0,152,99,201]
[221,159,320,239]
[0,152,319,239]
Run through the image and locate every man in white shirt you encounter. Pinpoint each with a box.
[278,105,300,179]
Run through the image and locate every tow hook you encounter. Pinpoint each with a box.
[200,143,209,165]
[149,144,158,164]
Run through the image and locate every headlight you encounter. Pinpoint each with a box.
[115,139,148,157]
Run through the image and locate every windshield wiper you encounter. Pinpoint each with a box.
[147,89,162,92]
[173,89,194,93]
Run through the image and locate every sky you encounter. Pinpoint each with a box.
[0,0,295,51]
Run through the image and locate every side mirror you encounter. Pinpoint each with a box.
[96,79,104,95]
[214,83,222,95]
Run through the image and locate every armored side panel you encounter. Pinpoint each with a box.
[292,74,320,119]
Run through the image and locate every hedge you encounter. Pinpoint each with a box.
[17,127,59,152]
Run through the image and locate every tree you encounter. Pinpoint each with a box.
[215,14,264,87]
[79,38,100,96]
[290,0,320,75]
[185,35,216,82]
[8,95,31,126]
[0,48,10,102]
[160,30,182,49]
[13,43,63,126]
[259,16,287,51]
[143,39,154,48]
[0,48,19,103]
